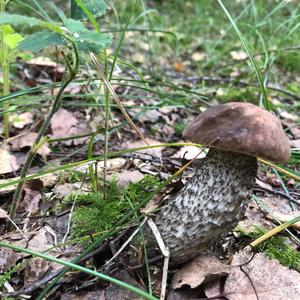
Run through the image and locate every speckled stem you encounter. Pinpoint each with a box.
[154,148,257,263]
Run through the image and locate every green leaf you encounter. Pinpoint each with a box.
[71,0,110,20]
[18,31,65,52]
[2,25,23,49]
[0,12,41,27]
[76,32,111,53]
[64,18,86,34]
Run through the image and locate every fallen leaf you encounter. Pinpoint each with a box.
[53,182,84,199]
[172,255,230,289]
[0,173,59,196]
[122,138,164,159]
[9,132,51,159]
[0,247,23,272]
[0,144,20,174]
[76,158,127,174]
[50,108,77,138]
[230,50,247,60]
[10,112,33,129]
[224,251,300,300]
[50,108,89,145]
[24,257,49,284]
[104,270,145,300]
[20,187,42,215]
[114,170,145,187]
[266,210,300,231]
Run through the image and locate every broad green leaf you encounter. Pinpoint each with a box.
[2,25,23,49]
[76,32,111,53]
[64,18,86,34]
[0,12,41,27]
[18,31,65,52]
[76,31,111,46]
[0,12,63,34]
[4,33,23,49]
[71,0,110,20]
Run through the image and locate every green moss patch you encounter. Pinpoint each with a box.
[62,175,160,238]
[236,227,300,271]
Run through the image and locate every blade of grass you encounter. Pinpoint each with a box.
[0,241,158,300]
[217,0,270,110]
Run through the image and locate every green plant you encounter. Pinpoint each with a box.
[0,1,112,223]
[236,226,300,271]
[0,263,22,291]
[64,175,160,238]
[0,0,23,138]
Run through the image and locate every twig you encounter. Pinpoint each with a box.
[147,218,170,300]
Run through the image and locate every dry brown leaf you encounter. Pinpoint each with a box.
[10,112,33,129]
[172,255,230,289]
[20,188,42,215]
[122,138,164,159]
[50,108,88,145]
[53,182,84,199]
[266,210,300,231]
[104,270,145,300]
[9,132,51,159]
[24,257,49,284]
[0,173,59,196]
[0,247,23,272]
[76,158,127,174]
[113,170,145,187]
[0,144,20,174]
[50,108,77,137]
[224,251,300,300]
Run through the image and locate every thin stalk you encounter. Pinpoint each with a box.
[9,42,79,223]
[1,0,10,138]
[0,241,158,300]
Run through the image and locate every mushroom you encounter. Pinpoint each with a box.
[154,102,290,263]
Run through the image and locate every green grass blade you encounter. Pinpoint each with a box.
[217,0,270,110]
[0,241,158,300]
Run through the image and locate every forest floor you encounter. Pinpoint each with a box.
[0,1,300,299]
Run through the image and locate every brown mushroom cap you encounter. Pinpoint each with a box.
[183,102,290,163]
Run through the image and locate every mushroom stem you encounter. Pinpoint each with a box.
[154,148,257,263]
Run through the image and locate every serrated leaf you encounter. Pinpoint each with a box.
[76,32,111,53]
[18,31,65,52]
[64,18,86,34]
[71,0,110,20]
[0,12,41,27]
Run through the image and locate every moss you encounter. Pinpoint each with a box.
[236,227,300,272]
[216,87,257,104]
[64,175,160,238]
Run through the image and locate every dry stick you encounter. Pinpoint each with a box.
[9,46,79,225]
[147,218,170,300]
